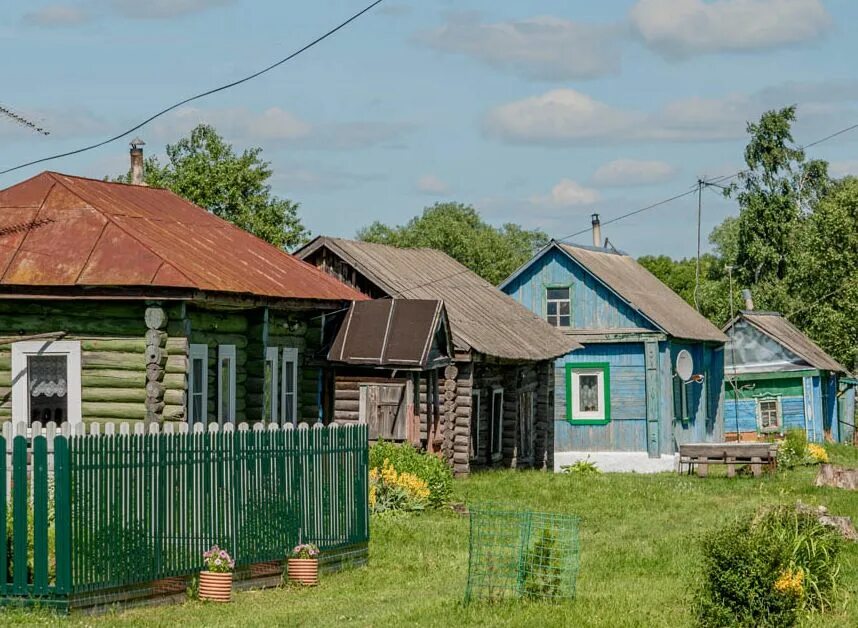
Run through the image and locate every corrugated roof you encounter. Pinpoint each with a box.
[729,311,847,373]
[297,237,582,361]
[0,172,364,302]
[556,243,727,343]
[328,299,451,369]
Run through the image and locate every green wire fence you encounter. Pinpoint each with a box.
[465,504,580,604]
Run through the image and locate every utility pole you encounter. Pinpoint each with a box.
[726,265,741,442]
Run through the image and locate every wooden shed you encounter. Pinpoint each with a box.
[501,235,727,472]
[0,171,364,431]
[723,309,856,443]
[296,237,580,475]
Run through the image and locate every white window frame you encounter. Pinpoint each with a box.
[265,346,279,423]
[470,390,481,461]
[571,368,606,421]
[756,396,782,432]
[217,345,237,425]
[490,387,504,460]
[281,347,299,426]
[188,343,209,426]
[546,286,571,327]
[12,340,82,428]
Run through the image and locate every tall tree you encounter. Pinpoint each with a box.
[115,124,308,249]
[357,202,549,285]
[725,106,828,311]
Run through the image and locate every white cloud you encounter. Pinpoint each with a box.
[591,159,677,187]
[150,107,409,150]
[484,85,858,146]
[22,5,89,27]
[416,174,450,195]
[106,0,234,19]
[484,89,638,145]
[419,13,621,81]
[630,0,831,58]
[531,179,600,208]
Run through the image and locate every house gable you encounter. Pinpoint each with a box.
[725,319,809,373]
[502,246,658,333]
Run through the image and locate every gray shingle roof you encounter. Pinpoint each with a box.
[298,237,581,361]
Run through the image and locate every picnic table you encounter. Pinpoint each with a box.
[678,442,779,477]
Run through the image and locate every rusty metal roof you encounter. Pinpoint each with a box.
[725,311,847,373]
[297,237,582,361]
[328,299,452,369]
[554,242,727,343]
[0,172,364,302]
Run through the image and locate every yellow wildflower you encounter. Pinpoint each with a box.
[807,444,829,464]
[774,567,805,597]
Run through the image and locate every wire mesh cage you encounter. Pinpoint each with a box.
[465,504,580,604]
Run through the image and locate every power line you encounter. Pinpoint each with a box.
[0,0,385,177]
[0,105,50,136]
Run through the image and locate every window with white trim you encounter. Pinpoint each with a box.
[217,345,236,425]
[12,340,82,427]
[281,347,299,426]
[490,387,504,459]
[470,390,481,461]
[572,369,605,420]
[756,397,782,432]
[188,343,208,426]
[546,287,571,327]
[264,346,279,423]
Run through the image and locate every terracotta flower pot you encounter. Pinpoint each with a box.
[287,558,319,586]
[199,571,233,602]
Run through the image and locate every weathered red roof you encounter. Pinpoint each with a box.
[0,172,364,302]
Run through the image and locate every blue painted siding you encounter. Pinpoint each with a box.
[504,248,655,330]
[824,375,838,442]
[724,396,806,433]
[666,341,723,452]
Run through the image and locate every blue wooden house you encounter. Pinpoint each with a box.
[500,234,727,472]
[723,308,855,444]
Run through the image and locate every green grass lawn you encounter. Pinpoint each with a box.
[5,447,858,627]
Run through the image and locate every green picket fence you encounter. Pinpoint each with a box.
[0,422,369,608]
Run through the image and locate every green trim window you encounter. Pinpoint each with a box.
[756,396,782,432]
[546,286,571,327]
[565,363,610,424]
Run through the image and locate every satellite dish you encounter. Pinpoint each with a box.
[675,350,694,382]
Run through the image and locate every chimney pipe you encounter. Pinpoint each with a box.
[129,137,145,186]
[591,213,602,248]
[741,288,754,311]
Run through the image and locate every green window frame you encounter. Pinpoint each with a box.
[545,284,572,328]
[565,362,611,425]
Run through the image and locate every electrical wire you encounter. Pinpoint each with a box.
[0,0,385,176]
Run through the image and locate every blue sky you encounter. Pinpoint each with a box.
[2,0,858,257]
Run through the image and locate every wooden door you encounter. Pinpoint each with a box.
[361,383,407,441]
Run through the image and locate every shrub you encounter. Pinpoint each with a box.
[369,460,430,515]
[778,430,808,469]
[369,441,453,508]
[695,504,842,627]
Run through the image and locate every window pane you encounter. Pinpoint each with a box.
[547,288,569,300]
[559,315,571,327]
[283,361,295,423]
[558,301,570,315]
[28,355,68,425]
[578,374,599,413]
[547,302,557,316]
[192,359,203,394]
[264,358,273,421]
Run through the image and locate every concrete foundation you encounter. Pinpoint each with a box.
[554,451,677,474]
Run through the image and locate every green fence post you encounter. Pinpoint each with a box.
[0,435,6,596]
[12,435,28,595]
[33,436,49,595]
[54,435,72,596]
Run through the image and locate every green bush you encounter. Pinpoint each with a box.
[695,504,842,627]
[777,429,808,469]
[369,441,453,508]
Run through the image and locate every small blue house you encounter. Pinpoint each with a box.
[500,237,727,472]
[723,309,856,444]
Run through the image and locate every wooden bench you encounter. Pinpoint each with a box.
[679,443,778,478]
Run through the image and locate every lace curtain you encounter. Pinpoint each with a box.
[28,355,68,397]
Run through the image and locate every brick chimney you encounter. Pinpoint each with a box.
[591,213,602,248]
[741,289,754,311]
[129,137,145,185]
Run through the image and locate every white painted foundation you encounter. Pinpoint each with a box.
[554,451,678,474]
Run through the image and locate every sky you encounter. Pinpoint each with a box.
[2,0,858,257]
